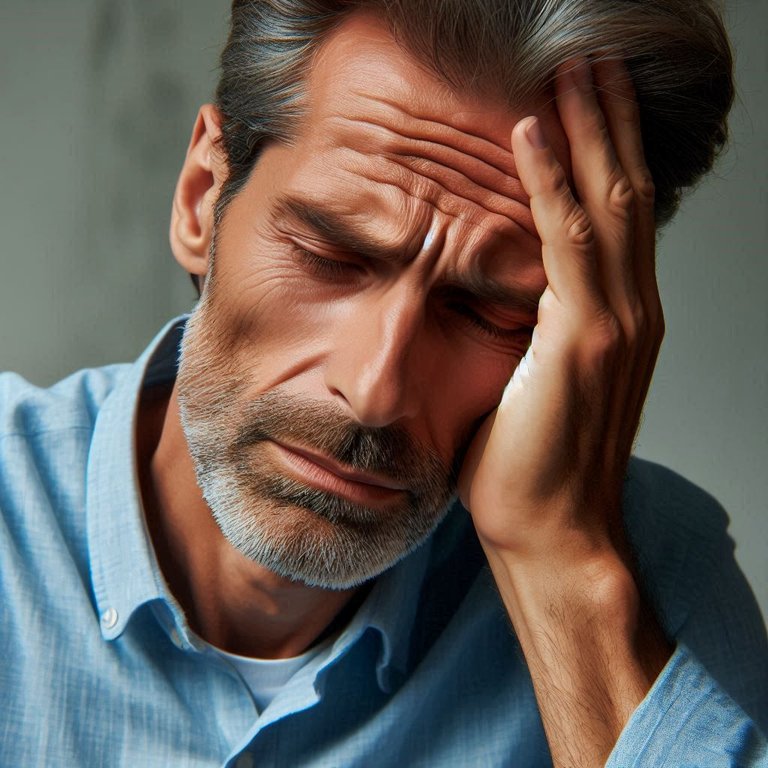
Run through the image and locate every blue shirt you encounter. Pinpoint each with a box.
[1,317,766,767]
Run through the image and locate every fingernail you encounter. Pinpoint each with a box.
[570,59,593,92]
[525,118,548,150]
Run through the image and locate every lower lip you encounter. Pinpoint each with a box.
[268,442,405,506]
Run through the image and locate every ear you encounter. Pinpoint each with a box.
[169,104,227,281]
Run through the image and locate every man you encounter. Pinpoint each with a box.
[1,0,766,766]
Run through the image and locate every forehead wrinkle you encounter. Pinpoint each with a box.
[330,108,525,206]
[302,19,546,251]
[321,106,535,238]
[309,27,525,178]
[384,154,534,236]
[334,116,529,224]
[339,99,520,178]
[339,145,536,239]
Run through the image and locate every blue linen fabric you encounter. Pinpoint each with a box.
[1,316,766,768]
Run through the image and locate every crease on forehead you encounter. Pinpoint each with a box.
[280,161,540,269]
[341,141,536,240]
[330,102,535,238]
[300,13,539,238]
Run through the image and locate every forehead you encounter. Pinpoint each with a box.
[255,12,565,290]
[308,12,532,148]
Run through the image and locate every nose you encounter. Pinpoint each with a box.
[325,288,427,427]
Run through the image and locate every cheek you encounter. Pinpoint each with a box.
[212,253,332,348]
[422,350,519,465]
[228,296,335,389]
[222,280,391,404]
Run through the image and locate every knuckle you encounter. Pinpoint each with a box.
[566,208,594,247]
[602,317,623,353]
[582,314,622,367]
[618,309,640,351]
[632,297,666,353]
[635,172,656,207]
[608,175,634,216]
[623,321,640,352]
[548,163,570,194]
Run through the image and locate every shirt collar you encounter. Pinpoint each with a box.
[87,316,186,641]
[85,315,435,690]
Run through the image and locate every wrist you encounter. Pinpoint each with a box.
[484,541,640,630]
[485,541,672,701]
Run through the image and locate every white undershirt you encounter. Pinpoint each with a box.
[209,638,334,712]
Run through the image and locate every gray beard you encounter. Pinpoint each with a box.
[176,303,458,590]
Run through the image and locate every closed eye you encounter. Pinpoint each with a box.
[448,301,531,342]
[293,245,364,280]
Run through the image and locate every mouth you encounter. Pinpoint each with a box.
[268,439,408,506]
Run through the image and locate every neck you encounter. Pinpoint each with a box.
[136,381,362,659]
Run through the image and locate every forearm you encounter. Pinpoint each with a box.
[483,538,672,768]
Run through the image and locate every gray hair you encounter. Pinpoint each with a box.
[214,0,734,227]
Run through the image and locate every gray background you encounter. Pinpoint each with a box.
[1,1,765,623]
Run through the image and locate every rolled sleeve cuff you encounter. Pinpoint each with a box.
[607,643,768,767]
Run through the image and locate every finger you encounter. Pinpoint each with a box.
[593,58,660,321]
[555,59,639,317]
[593,59,654,204]
[511,115,604,315]
[555,60,661,471]
[593,59,665,452]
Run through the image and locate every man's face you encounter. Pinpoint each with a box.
[177,13,558,589]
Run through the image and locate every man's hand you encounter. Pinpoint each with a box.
[458,59,670,767]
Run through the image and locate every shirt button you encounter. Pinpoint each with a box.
[236,754,254,768]
[169,628,182,648]
[100,607,119,630]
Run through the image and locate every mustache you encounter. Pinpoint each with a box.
[231,391,458,495]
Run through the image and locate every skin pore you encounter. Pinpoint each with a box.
[144,11,670,766]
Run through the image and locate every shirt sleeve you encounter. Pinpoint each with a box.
[607,643,768,767]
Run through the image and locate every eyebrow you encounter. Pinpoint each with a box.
[272,195,418,264]
[272,194,542,317]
